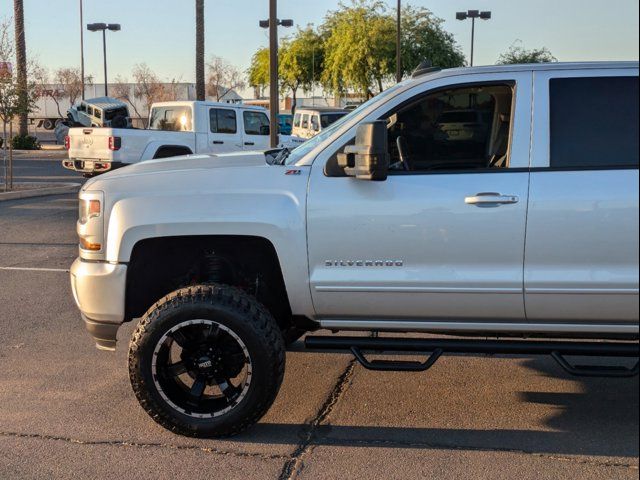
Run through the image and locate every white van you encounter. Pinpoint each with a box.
[292,107,348,139]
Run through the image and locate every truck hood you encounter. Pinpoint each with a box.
[83,151,266,189]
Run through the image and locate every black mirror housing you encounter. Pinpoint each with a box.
[337,121,389,181]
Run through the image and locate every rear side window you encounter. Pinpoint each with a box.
[243,111,269,135]
[310,115,319,131]
[210,108,237,134]
[550,76,639,168]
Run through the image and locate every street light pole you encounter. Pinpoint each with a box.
[456,10,491,67]
[102,29,108,96]
[259,3,293,148]
[87,23,121,97]
[269,0,278,148]
[396,0,401,83]
[79,0,85,100]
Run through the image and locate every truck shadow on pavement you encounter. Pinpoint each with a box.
[239,357,639,460]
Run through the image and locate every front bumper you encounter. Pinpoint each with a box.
[70,258,128,351]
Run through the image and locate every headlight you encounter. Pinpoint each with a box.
[78,191,104,253]
[79,198,101,225]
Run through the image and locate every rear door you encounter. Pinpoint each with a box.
[241,110,270,149]
[525,68,639,327]
[208,107,242,153]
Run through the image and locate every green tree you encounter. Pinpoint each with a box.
[321,0,395,98]
[497,41,557,64]
[279,27,323,115]
[400,5,466,76]
[247,47,269,98]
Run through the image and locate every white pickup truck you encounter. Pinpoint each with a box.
[63,101,301,175]
[71,62,639,438]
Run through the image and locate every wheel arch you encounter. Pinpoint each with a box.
[124,235,296,332]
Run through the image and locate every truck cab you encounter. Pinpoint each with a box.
[70,62,639,438]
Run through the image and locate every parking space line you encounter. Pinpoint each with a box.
[0,266,69,272]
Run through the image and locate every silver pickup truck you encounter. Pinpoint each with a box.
[70,62,639,438]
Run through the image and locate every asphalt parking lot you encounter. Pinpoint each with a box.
[0,160,638,479]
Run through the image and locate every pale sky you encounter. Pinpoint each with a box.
[1,0,639,89]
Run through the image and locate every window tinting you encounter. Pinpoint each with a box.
[550,76,639,168]
[383,83,514,172]
[243,111,269,135]
[320,113,347,128]
[209,108,237,134]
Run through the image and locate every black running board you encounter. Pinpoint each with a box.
[303,336,639,377]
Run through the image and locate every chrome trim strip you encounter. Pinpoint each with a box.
[314,286,523,294]
[525,288,639,295]
[317,319,639,335]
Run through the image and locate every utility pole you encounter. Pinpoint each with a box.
[80,0,85,100]
[396,0,401,83]
[259,2,293,148]
[269,0,278,148]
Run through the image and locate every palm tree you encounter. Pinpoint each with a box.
[13,0,28,136]
[195,0,205,100]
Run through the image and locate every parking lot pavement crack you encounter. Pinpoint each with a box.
[278,358,358,480]
[320,437,638,470]
[0,431,287,461]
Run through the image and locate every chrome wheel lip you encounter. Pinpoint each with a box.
[151,319,253,419]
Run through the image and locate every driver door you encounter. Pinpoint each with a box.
[306,72,532,325]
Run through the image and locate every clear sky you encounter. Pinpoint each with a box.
[1,0,638,88]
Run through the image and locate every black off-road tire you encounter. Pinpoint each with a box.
[128,284,286,438]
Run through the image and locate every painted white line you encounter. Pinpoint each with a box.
[0,266,69,272]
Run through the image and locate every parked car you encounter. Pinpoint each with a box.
[67,97,132,128]
[278,113,293,135]
[63,101,300,175]
[71,62,639,438]
[292,107,348,139]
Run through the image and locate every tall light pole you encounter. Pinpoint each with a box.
[456,10,491,67]
[79,0,85,100]
[87,22,121,97]
[396,0,401,83]
[259,2,293,148]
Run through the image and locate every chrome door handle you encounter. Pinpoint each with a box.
[465,192,519,206]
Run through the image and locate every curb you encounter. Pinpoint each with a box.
[0,183,81,202]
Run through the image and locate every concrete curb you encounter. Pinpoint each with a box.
[0,183,81,202]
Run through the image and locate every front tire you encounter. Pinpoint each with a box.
[128,284,285,438]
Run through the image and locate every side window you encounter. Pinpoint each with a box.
[293,113,301,128]
[243,111,269,135]
[301,114,309,129]
[550,76,639,168]
[385,83,514,172]
[209,108,237,134]
[310,115,320,132]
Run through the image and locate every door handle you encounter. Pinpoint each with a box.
[244,142,255,146]
[465,192,519,206]
[212,140,224,145]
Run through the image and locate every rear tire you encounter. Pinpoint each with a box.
[128,284,285,438]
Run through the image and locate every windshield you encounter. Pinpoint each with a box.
[284,81,409,165]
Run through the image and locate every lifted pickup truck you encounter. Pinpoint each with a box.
[71,62,639,438]
[63,101,301,175]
